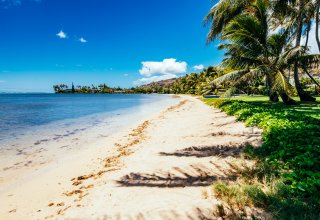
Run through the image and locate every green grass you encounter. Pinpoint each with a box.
[203,97,320,219]
[204,96,320,119]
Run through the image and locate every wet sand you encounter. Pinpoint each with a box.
[0,95,261,219]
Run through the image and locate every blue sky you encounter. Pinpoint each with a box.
[0,0,222,92]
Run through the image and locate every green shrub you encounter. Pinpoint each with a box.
[207,98,320,217]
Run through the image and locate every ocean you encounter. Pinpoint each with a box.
[0,94,177,147]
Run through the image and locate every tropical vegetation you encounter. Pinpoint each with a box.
[53,83,136,94]
[204,0,320,104]
[53,67,227,95]
[204,97,320,219]
[200,0,320,218]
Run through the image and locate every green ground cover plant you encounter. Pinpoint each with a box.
[203,97,320,219]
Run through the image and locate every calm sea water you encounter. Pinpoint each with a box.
[0,94,174,143]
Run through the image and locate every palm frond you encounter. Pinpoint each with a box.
[221,87,238,98]
[271,70,294,94]
[212,69,250,85]
[204,0,253,43]
[298,54,320,68]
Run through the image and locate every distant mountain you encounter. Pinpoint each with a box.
[139,78,177,90]
[135,66,226,95]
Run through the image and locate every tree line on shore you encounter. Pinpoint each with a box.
[53,64,318,97]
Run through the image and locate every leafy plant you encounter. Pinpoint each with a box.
[205,98,320,218]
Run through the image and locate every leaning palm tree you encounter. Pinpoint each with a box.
[205,0,319,102]
[271,0,317,101]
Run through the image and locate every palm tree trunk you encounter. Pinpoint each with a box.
[302,65,320,87]
[266,75,279,102]
[280,93,297,105]
[293,0,316,101]
[316,0,320,52]
[305,22,310,48]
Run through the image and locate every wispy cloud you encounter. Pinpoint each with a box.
[134,58,187,85]
[1,0,41,8]
[79,37,87,43]
[56,30,67,39]
[193,64,204,71]
[0,80,6,83]
[123,74,129,77]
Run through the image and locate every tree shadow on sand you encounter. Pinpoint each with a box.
[117,163,238,188]
[103,207,215,220]
[159,144,245,158]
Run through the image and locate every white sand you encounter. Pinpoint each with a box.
[0,95,261,220]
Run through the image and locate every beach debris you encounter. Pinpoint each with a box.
[72,180,82,186]
[48,203,54,207]
[8,209,16,213]
[53,119,153,217]
[63,189,83,197]
[80,184,94,190]
[76,174,94,181]
[57,206,71,215]
[165,100,188,112]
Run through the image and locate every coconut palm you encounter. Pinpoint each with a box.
[271,0,318,101]
[316,0,320,51]
[205,0,320,102]
[204,0,255,43]
[213,0,316,104]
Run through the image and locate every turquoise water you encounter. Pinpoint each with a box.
[0,94,174,142]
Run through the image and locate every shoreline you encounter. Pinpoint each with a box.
[0,95,178,194]
[1,95,262,219]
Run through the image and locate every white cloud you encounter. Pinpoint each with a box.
[135,58,187,85]
[123,74,129,77]
[139,58,187,77]
[56,30,67,39]
[133,74,177,86]
[301,23,320,54]
[193,64,204,70]
[0,80,6,83]
[79,37,87,43]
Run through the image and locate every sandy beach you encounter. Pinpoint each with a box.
[0,95,262,219]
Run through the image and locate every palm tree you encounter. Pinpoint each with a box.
[271,0,317,101]
[212,0,299,104]
[316,0,320,51]
[204,0,254,43]
[205,0,319,102]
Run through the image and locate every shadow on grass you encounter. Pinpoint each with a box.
[117,164,238,188]
[208,98,320,219]
[159,144,245,158]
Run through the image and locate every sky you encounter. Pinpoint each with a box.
[0,0,223,93]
